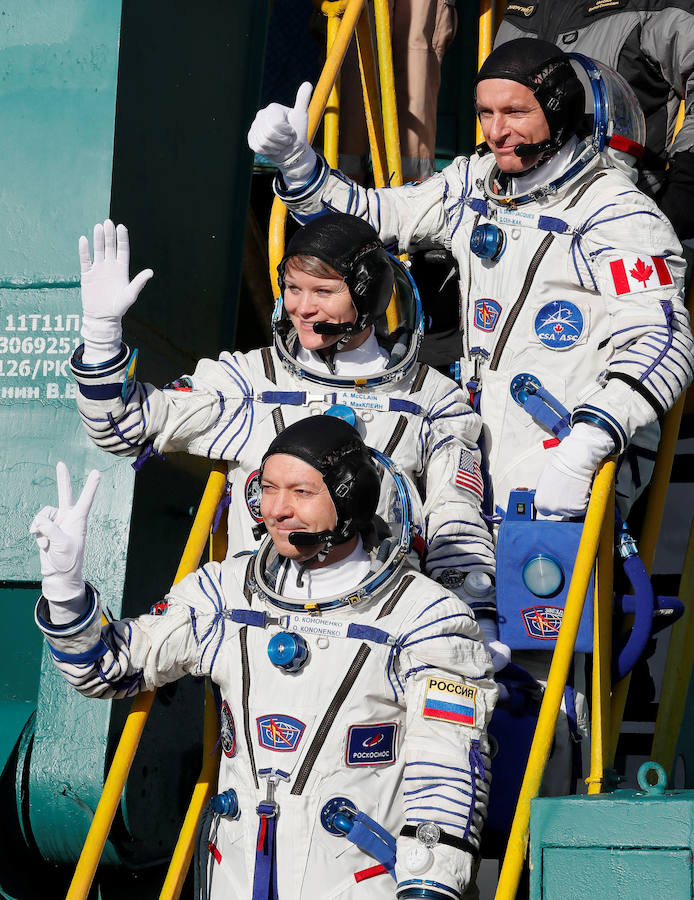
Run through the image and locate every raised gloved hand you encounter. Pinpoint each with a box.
[79,219,153,364]
[30,461,101,624]
[247,82,317,190]
[534,422,615,518]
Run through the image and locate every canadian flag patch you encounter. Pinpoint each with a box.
[609,255,673,295]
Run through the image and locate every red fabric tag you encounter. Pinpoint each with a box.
[543,437,561,449]
[354,864,387,882]
[257,816,268,852]
[208,841,222,864]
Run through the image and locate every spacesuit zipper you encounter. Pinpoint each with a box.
[463,214,481,361]
[488,232,555,371]
[240,626,259,790]
[290,644,372,795]
[488,172,606,372]
[289,575,414,796]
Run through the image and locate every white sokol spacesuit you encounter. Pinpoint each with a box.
[71,215,495,592]
[254,51,694,521]
[31,417,497,900]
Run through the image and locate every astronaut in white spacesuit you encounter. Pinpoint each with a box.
[71,212,495,612]
[248,37,694,799]
[248,38,694,524]
[31,415,497,900]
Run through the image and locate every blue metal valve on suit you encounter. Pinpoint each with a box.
[210,788,240,818]
[320,797,358,835]
[470,223,505,260]
[267,631,309,672]
[325,404,357,427]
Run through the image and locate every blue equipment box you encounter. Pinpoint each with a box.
[496,490,594,652]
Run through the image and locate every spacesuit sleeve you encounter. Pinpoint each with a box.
[69,342,255,462]
[641,7,694,240]
[571,189,694,450]
[394,584,497,897]
[273,153,451,252]
[418,375,496,582]
[34,563,231,698]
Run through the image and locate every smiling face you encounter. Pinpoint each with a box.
[475,78,551,174]
[282,258,374,354]
[260,453,338,561]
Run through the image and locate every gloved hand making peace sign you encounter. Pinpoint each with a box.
[29,462,101,624]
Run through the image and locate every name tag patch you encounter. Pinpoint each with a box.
[256,714,305,752]
[422,677,477,727]
[346,723,397,766]
[534,300,584,350]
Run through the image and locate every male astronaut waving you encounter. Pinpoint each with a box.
[31,416,497,900]
[248,38,694,522]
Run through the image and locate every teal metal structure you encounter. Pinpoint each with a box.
[0,2,271,897]
[529,763,694,898]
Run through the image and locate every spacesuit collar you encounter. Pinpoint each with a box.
[282,540,372,600]
[509,136,579,197]
[485,135,600,207]
[296,328,389,377]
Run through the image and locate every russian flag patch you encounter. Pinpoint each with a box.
[609,255,673,295]
[422,677,477,727]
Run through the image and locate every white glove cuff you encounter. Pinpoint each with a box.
[279,144,318,190]
[81,314,123,364]
[43,583,89,625]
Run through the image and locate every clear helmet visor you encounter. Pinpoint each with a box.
[568,53,646,159]
[272,253,424,389]
[254,446,425,613]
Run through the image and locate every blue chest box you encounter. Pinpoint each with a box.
[496,490,594,652]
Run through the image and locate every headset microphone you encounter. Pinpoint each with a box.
[514,139,553,158]
[312,321,354,335]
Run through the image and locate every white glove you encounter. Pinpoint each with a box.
[247,82,317,190]
[30,461,101,624]
[534,422,615,518]
[79,219,153,364]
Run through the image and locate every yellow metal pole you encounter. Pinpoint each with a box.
[159,475,228,899]
[355,6,388,188]
[269,0,366,281]
[373,0,402,187]
[607,273,694,766]
[587,477,615,794]
[651,516,694,776]
[494,459,617,900]
[159,682,221,900]
[476,0,493,146]
[324,11,341,168]
[65,463,228,900]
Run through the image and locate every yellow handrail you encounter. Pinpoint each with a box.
[355,5,389,188]
[65,462,228,900]
[268,0,366,282]
[475,0,494,145]
[494,458,617,900]
[587,475,615,794]
[373,0,402,187]
[323,9,342,168]
[651,515,694,777]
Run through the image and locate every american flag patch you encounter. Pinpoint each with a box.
[455,450,484,499]
[609,255,673,295]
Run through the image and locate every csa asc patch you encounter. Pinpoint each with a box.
[245,469,263,523]
[522,605,564,640]
[474,298,502,332]
[256,714,305,752]
[346,723,397,767]
[220,700,237,758]
[422,677,477,727]
[534,300,584,350]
